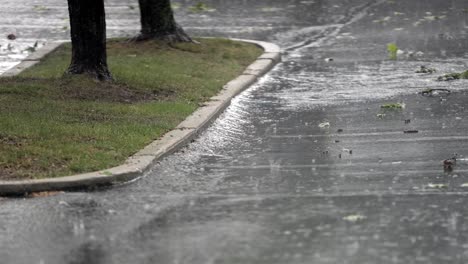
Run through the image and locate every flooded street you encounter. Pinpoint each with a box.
[2,0,468,263]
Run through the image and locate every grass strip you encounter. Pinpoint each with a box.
[0,38,262,179]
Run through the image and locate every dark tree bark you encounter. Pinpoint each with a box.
[67,0,112,81]
[133,0,192,43]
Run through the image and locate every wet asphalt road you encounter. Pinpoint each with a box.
[2,0,468,263]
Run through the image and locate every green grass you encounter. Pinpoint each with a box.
[0,38,262,179]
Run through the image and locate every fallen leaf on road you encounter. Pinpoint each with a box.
[403,130,419,134]
[427,183,447,189]
[381,103,405,109]
[318,122,330,128]
[27,191,64,198]
[343,214,367,222]
[7,34,16,40]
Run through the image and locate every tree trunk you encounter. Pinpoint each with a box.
[67,0,112,81]
[134,0,192,42]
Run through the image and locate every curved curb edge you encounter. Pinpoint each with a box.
[0,38,281,195]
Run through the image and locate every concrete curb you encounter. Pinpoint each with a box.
[0,38,281,195]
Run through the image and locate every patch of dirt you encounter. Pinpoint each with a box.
[0,167,24,180]
[0,159,71,181]
[0,77,44,84]
[0,134,24,147]
[57,78,175,103]
[26,191,64,198]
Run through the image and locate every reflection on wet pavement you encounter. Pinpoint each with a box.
[2,0,468,263]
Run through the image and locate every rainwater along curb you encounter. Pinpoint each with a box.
[0,38,281,195]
